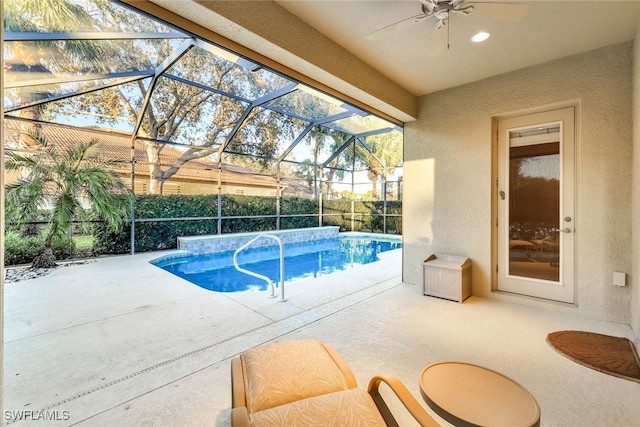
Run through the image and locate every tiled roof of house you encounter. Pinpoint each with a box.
[3,118,311,192]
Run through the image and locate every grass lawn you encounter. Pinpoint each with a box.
[73,234,94,251]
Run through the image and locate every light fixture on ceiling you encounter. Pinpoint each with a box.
[471,31,490,43]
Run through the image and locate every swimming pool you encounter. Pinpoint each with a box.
[151,235,401,292]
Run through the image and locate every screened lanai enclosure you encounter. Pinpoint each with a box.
[3,0,403,254]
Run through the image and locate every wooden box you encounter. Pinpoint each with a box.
[423,254,471,303]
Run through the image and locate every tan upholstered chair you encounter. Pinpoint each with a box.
[231,339,439,427]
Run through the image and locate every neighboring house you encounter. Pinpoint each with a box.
[3,118,313,198]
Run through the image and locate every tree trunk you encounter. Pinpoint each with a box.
[146,142,163,194]
[31,247,58,269]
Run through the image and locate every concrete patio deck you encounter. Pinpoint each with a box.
[4,248,640,426]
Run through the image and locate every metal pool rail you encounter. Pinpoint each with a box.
[233,234,286,302]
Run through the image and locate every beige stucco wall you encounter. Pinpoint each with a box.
[632,27,640,342]
[404,42,633,324]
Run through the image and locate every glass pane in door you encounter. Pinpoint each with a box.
[508,128,560,282]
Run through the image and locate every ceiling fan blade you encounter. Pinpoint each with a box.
[466,2,529,22]
[366,13,432,40]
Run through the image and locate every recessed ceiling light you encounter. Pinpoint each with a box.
[471,32,490,43]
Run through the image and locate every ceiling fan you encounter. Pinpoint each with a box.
[367,0,529,56]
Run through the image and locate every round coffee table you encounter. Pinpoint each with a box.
[420,361,540,427]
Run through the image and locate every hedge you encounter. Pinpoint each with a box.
[91,194,401,255]
[4,231,76,266]
[322,200,402,233]
[93,194,219,254]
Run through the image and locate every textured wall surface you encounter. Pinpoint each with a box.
[404,42,633,324]
[632,30,640,341]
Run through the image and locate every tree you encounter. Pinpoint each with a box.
[4,0,104,146]
[44,35,303,193]
[12,0,308,194]
[292,126,351,198]
[293,159,316,190]
[322,130,351,197]
[4,0,402,198]
[18,0,341,194]
[4,129,133,268]
[359,132,402,199]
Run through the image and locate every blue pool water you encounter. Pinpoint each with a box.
[152,236,401,292]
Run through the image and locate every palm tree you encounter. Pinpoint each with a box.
[361,132,402,199]
[4,129,132,268]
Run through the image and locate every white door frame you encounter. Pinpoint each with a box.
[495,107,576,303]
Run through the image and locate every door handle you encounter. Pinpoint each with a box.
[555,228,571,233]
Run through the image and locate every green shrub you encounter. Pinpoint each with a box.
[221,195,275,217]
[322,200,402,233]
[280,197,319,229]
[136,194,218,218]
[280,216,318,230]
[281,197,318,215]
[220,217,273,233]
[91,222,131,255]
[52,235,76,260]
[4,232,42,265]
[322,200,352,231]
[93,194,218,254]
[136,219,216,251]
[4,231,76,266]
[91,194,401,255]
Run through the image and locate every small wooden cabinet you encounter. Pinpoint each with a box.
[423,254,471,303]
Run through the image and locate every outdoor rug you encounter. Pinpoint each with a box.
[547,330,640,383]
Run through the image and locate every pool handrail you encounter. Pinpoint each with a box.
[232,234,286,302]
